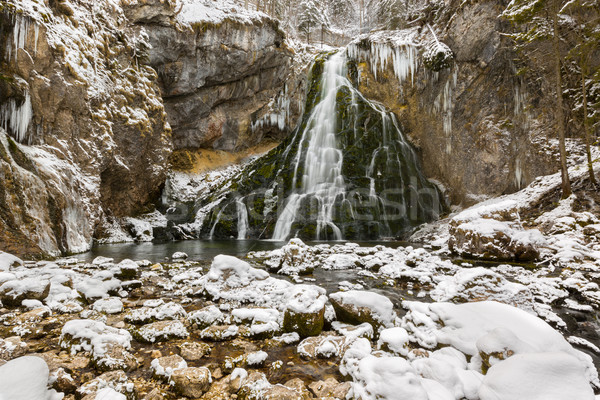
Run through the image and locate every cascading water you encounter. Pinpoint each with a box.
[200,50,444,241]
[236,197,249,240]
[272,52,347,240]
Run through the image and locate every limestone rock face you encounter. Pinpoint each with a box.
[144,16,304,151]
[0,2,171,257]
[352,0,557,206]
[0,1,305,256]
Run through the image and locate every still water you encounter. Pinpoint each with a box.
[73,239,409,263]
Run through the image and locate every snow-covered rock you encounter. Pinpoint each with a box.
[0,356,56,400]
[479,352,594,400]
[283,284,327,337]
[329,290,396,332]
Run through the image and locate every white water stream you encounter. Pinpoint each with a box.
[272,52,348,240]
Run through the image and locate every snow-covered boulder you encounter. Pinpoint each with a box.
[0,278,51,307]
[401,301,599,389]
[479,352,594,400]
[264,238,314,275]
[283,285,327,337]
[187,305,225,329]
[0,251,23,271]
[60,319,132,359]
[329,290,396,332]
[0,356,57,400]
[232,307,281,339]
[377,327,409,356]
[125,302,186,324]
[449,217,547,262]
[198,255,292,308]
[130,320,189,343]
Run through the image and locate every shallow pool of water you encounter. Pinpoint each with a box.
[73,239,411,263]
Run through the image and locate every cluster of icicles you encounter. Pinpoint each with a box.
[1,14,38,144]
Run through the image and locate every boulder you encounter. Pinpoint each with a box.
[0,279,50,307]
[130,320,189,343]
[283,285,327,338]
[171,367,212,398]
[448,218,546,262]
[308,377,351,399]
[150,354,187,381]
[179,341,211,361]
[329,290,396,332]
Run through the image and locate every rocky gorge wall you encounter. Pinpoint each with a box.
[126,0,308,155]
[347,0,559,206]
[0,0,303,257]
[0,0,172,257]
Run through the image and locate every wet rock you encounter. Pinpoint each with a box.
[171,367,212,398]
[150,354,187,381]
[238,372,310,400]
[131,320,189,343]
[36,352,90,373]
[283,285,327,338]
[77,370,137,400]
[308,377,351,399]
[13,306,51,325]
[200,325,239,342]
[142,388,165,400]
[0,279,50,307]
[201,372,246,400]
[329,290,396,332]
[284,378,313,400]
[179,341,211,361]
[0,336,28,360]
[51,367,77,394]
[223,350,267,374]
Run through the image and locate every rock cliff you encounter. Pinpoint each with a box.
[347,0,559,206]
[0,0,171,256]
[133,0,306,152]
[0,0,303,256]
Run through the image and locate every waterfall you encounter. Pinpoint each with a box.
[201,50,444,241]
[272,52,347,241]
[236,197,249,240]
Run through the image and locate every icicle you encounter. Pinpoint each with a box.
[515,158,523,189]
[0,91,33,144]
[347,41,417,86]
[33,23,39,55]
[8,15,31,63]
